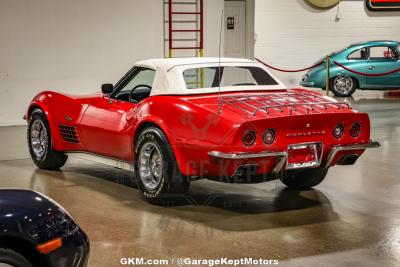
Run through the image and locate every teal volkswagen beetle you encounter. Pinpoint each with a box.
[301,40,400,96]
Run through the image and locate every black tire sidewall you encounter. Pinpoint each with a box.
[27,109,52,165]
[134,127,184,200]
[27,109,67,170]
[331,76,357,97]
[0,249,33,267]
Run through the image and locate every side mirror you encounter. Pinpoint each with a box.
[101,83,114,94]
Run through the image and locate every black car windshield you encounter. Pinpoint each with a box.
[183,66,278,89]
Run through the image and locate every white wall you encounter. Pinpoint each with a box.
[255,0,400,87]
[0,0,224,126]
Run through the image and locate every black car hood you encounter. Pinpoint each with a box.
[0,190,61,217]
[0,190,71,244]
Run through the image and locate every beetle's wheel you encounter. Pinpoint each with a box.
[331,75,357,97]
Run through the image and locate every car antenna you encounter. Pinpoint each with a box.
[217,9,224,114]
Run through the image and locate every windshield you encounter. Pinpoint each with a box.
[183,66,278,89]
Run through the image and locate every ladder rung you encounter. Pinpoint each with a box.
[172,47,201,49]
[164,1,197,5]
[172,29,200,32]
[164,20,196,24]
[165,38,197,41]
[172,12,200,15]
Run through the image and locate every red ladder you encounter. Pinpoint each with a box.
[164,0,204,58]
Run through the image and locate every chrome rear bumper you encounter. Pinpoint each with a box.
[208,151,287,160]
[208,151,287,173]
[324,141,380,167]
[208,140,380,173]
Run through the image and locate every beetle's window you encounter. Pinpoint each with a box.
[183,66,278,89]
[347,48,368,60]
[369,46,398,60]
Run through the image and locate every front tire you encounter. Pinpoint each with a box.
[134,127,190,204]
[330,75,357,97]
[280,168,329,190]
[0,248,33,267]
[27,109,67,170]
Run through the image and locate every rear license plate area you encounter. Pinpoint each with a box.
[286,142,322,170]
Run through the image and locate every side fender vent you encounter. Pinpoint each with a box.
[59,125,80,144]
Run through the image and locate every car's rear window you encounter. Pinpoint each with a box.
[183,66,278,89]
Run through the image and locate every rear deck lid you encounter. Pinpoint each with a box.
[183,89,353,121]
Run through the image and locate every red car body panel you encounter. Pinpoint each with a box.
[26,88,371,178]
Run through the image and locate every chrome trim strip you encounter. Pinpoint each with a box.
[208,150,287,160]
[273,155,287,173]
[208,150,288,173]
[325,141,380,167]
[65,152,134,172]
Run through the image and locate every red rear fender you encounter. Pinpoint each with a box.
[133,96,237,176]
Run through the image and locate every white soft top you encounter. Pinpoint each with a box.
[134,57,286,96]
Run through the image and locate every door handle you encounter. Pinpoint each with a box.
[368,66,375,70]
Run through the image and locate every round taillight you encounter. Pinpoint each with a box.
[333,124,344,139]
[350,123,361,138]
[242,131,256,146]
[263,129,276,144]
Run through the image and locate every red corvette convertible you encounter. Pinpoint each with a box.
[25,58,379,202]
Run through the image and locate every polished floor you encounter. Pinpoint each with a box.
[1,90,399,267]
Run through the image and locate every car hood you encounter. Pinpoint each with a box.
[0,190,73,243]
[63,92,104,104]
[0,190,61,218]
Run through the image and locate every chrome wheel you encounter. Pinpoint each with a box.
[138,142,163,191]
[30,119,48,159]
[333,75,353,94]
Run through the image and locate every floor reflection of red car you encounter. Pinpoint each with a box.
[25,58,379,203]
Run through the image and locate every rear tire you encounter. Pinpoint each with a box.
[27,109,67,170]
[134,127,190,205]
[330,75,357,97]
[280,168,329,190]
[0,248,33,267]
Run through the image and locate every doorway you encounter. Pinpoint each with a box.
[224,0,254,59]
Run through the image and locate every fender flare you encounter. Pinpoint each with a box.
[133,118,188,175]
[27,102,65,151]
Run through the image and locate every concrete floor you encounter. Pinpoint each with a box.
[0,90,399,267]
